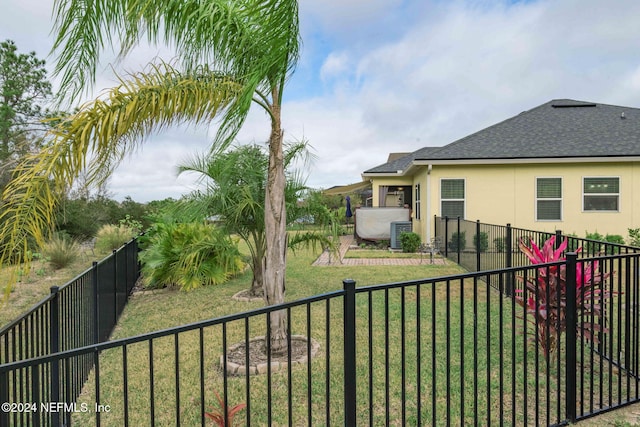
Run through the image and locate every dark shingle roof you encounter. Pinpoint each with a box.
[365,147,441,173]
[364,99,640,174]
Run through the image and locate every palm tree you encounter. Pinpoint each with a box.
[178,142,313,297]
[0,0,300,353]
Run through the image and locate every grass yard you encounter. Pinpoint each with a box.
[68,244,485,426]
[67,243,631,426]
[0,246,114,328]
[3,236,638,425]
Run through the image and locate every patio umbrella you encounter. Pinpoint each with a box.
[345,196,353,223]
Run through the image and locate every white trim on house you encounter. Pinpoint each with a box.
[362,157,640,179]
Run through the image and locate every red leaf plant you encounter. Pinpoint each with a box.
[515,236,615,357]
[205,391,246,427]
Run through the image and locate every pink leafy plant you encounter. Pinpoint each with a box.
[515,236,614,357]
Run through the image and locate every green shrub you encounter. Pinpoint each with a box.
[605,234,625,245]
[139,222,245,291]
[41,234,80,270]
[629,228,640,247]
[473,232,489,252]
[376,240,390,250]
[449,231,466,252]
[565,233,580,252]
[399,232,421,253]
[493,237,506,253]
[584,231,605,254]
[95,224,138,252]
[583,231,625,254]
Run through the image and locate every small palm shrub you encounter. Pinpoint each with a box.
[399,232,421,253]
[95,224,138,252]
[515,236,614,357]
[41,234,80,270]
[493,237,506,253]
[139,222,245,291]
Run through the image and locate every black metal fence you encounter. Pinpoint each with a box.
[0,237,139,425]
[435,216,640,295]
[1,246,639,425]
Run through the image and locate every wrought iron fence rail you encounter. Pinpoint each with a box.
[2,229,640,426]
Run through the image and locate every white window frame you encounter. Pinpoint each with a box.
[582,176,620,212]
[535,177,563,221]
[440,178,465,219]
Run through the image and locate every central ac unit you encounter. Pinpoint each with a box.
[390,221,412,249]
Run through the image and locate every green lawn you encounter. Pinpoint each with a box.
[5,239,630,426]
[0,246,113,328]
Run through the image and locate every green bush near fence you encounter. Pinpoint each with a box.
[399,231,421,253]
[630,228,640,247]
[449,231,466,252]
[473,232,489,252]
[493,237,506,253]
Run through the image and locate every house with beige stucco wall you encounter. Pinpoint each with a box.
[361,99,640,244]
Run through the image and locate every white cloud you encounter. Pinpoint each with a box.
[5,0,640,202]
[320,52,350,83]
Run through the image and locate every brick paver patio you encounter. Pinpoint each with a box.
[312,235,446,266]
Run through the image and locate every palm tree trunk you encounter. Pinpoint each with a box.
[249,256,264,296]
[263,97,288,356]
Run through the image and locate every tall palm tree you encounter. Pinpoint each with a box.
[0,0,300,353]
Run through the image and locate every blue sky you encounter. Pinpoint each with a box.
[2,0,640,202]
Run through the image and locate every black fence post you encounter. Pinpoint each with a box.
[92,262,99,344]
[444,217,449,258]
[343,279,357,426]
[50,286,61,427]
[505,223,513,297]
[476,220,481,271]
[625,257,632,373]
[456,217,461,265]
[113,250,118,328]
[565,252,578,423]
[0,369,8,427]
[433,215,437,247]
[555,230,562,249]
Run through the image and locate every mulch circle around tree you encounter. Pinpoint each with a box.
[220,335,320,376]
[231,289,264,302]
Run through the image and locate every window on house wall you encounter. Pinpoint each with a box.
[414,184,421,220]
[536,177,562,221]
[441,179,465,218]
[583,177,620,211]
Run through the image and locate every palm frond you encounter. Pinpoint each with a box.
[0,64,240,302]
[52,0,300,106]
